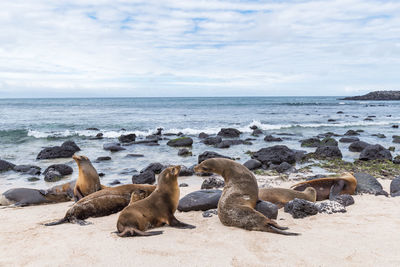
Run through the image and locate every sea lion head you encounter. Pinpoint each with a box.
[194,158,223,175]
[72,155,92,166]
[304,187,317,202]
[157,165,181,186]
[39,190,71,203]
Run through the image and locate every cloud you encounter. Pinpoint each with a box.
[0,0,399,97]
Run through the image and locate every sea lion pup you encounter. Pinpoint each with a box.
[45,184,156,226]
[117,166,195,237]
[0,181,76,207]
[291,172,357,201]
[194,158,298,236]
[73,155,104,201]
[259,187,317,208]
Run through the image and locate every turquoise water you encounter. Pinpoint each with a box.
[1,97,400,190]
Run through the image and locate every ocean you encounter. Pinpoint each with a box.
[1,96,400,190]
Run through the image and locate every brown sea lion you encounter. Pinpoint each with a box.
[0,180,76,207]
[291,172,357,201]
[116,166,195,237]
[259,187,317,208]
[194,158,298,236]
[72,155,104,201]
[45,184,156,226]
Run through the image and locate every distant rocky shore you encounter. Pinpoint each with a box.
[341,91,400,101]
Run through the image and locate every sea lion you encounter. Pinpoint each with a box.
[291,172,357,201]
[73,155,103,201]
[0,180,76,206]
[45,184,156,226]
[259,187,317,208]
[0,188,71,207]
[116,166,195,237]
[194,158,298,236]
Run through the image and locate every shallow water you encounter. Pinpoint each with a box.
[0,96,399,190]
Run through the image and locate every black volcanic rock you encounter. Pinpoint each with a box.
[0,159,15,172]
[178,189,222,212]
[314,146,342,159]
[118,133,136,143]
[359,144,392,161]
[198,151,231,164]
[264,135,283,142]
[167,137,193,147]
[103,142,126,152]
[14,165,41,175]
[202,136,222,146]
[339,137,360,143]
[217,128,241,138]
[132,171,155,185]
[341,91,400,101]
[37,141,80,159]
[243,159,262,170]
[252,145,295,166]
[349,141,370,152]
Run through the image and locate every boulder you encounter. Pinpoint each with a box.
[252,129,263,136]
[273,162,294,173]
[179,165,194,176]
[390,177,400,197]
[320,137,338,147]
[349,141,370,152]
[14,165,41,175]
[0,159,15,172]
[198,151,231,164]
[359,144,392,161]
[37,141,80,159]
[243,159,262,170]
[314,146,342,159]
[44,170,63,182]
[133,139,158,145]
[178,148,192,156]
[103,143,126,152]
[264,135,283,142]
[252,145,296,166]
[86,127,99,131]
[167,137,193,147]
[372,133,386,138]
[344,130,359,136]
[141,163,165,174]
[132,171,155,185]
[198,132,209,139]
[393,136,400,144]
[201,176,225,189]
[90,133,103,140]
[354,172,388,196]
[255,201,278,219]
[95,156,111,162]
[202,136,222,146]
[300,138,321,147]
[339,137,360,143]
[332,194,355,207]
[293,150,307,162]
[118,133,136,143]
[179,183,189,187]
[284,199,319,218]
[43,164,73,177]
[119,168,138,175]
[217,128,241,138]
[178,189,222,211]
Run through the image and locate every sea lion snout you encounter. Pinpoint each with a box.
[194,163,208,173]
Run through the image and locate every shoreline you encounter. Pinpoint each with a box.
[1,177,399,266]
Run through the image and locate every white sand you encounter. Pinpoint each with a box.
[1,177,400,266]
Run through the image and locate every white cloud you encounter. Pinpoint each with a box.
[0,0,399,97]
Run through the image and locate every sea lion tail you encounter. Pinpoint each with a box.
[269,225,300,236]
[44,217,68,226]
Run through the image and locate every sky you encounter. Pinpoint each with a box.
[0,0,399,98]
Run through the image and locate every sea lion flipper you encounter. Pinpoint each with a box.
[168,216,196,229]
[329,180,345,200]
[269,225,300,236]
[44,217,68,226]
[117,227,163,237]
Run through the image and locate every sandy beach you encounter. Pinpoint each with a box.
[1,177,399,267]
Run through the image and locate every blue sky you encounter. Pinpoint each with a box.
[0,0,399,97]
